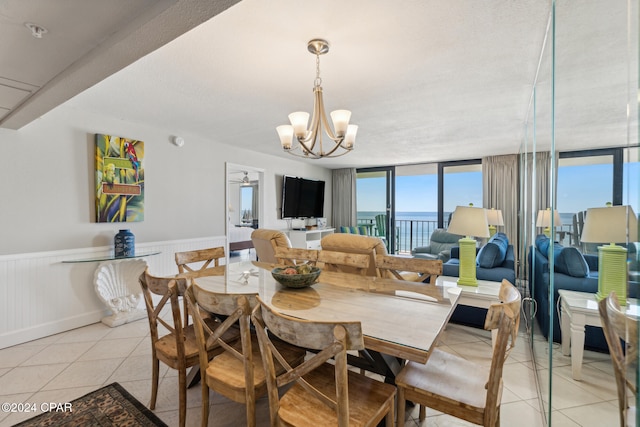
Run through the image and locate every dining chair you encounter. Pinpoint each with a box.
[395,279,521,426]
[138,268,240,427]
[174,246,226,324]
[598,292,637,427]
[318,249,371,276]
[185,283,306,427]
[250,229,292,263]
[320,233,388,276]
[175,246,226,277]
[251,296,397,427]
[274,246,319,266]
[375,254,443,283]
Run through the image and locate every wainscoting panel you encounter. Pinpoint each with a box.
[0,236,226,349]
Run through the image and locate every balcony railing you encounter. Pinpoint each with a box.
[357,217,576,255]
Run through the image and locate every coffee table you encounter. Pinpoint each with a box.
[558,289,639,380]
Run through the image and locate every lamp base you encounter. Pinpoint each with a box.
[488,225,497,237]
[457,237,478,287]
[595,243,628,306]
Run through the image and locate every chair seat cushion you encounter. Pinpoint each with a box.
[278,362,396,426]
[395,348,493,410]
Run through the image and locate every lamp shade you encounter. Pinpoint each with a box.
[536,208,562,228]
[447,206,490,238]
[486,209,504,226]
[581,205,638,244]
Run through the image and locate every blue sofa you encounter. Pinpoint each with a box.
[443,232,516,327]
[528,234,638,352]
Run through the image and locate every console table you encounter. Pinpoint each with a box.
[63,251,160,327]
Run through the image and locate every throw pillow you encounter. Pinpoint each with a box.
[476,232,509,268]
[536,234,551,258]
[339,226,351,234]
[554,246,590,277]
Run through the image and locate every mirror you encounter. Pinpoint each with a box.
[523,2,638,425]
[226,163,264,260]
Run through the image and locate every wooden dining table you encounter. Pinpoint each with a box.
[191,261,460,380]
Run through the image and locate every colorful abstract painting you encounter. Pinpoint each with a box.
[95,134,144,223]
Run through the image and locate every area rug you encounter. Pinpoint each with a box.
[15,382,167,427]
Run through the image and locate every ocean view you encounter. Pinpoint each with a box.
[357,211,575,252]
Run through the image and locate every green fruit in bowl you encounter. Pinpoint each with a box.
[296,264,312,274]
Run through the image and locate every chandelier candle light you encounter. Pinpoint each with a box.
[276,39,358,158]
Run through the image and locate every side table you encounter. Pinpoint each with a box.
[63,251,160,327]
[435,275,503,345]
[558,289,639,380]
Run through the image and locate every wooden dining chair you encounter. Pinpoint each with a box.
[395,279,521,426]
[274,246,318,266]
[375,254,443,283]
[251,296,397,427]
[138,268,240,427]
[175,246,226,277]
[174,247,226,324]
[598,292,637,427]
[185,283,306,427]
[318,249,371,276]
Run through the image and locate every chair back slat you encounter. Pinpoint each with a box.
[275,247,319,266]
[175,246,225,274]
[375,254,443,283]
[318,250,371,276]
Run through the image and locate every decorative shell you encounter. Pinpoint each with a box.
[94,259,148,314]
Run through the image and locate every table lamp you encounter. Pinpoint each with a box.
[447,205,490,286]
[486,208,504,237]
[536,208,562,238]
[581,205,637,306]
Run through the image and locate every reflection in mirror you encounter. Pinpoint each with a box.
[226,163,264,262]
[522,1,639,425]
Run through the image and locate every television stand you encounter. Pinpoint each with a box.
[286,228,335,249]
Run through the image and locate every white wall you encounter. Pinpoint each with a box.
[0,104,332,256]
[0,104,332,346]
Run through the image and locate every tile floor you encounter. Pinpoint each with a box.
[0,252,623,426]
[0,316,622,426]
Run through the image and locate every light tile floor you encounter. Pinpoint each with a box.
[0,255,622,426]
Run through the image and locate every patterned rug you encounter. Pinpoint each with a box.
[14,382,167,427]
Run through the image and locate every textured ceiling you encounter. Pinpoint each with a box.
[2,0,637,169]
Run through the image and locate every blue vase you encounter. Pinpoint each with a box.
[114,229,135,258]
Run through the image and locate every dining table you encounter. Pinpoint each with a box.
[191,260,461,382]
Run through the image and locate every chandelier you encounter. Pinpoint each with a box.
[276,39,358,159]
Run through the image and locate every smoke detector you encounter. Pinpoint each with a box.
[25,22,48,39]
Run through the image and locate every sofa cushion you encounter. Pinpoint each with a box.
[476,232,509,268]
[554,246,590,278]
[535,234,551,258]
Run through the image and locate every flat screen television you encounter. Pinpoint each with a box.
[281,175,325,219]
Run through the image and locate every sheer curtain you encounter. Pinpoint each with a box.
[332,168,357,227]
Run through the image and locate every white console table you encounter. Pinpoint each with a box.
[287,228,335,249]
[63,251,160,327]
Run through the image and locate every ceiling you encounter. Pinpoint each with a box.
[1,1,636,169]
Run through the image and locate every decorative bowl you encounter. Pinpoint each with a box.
[271,266,321,288]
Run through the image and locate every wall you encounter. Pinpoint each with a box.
[0,104,332,347]
[0,105,332,255]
